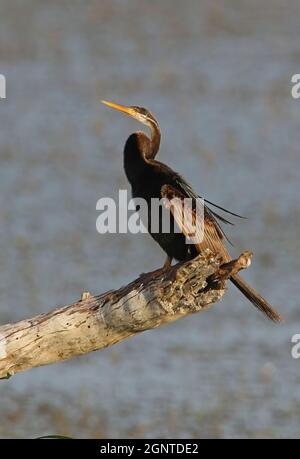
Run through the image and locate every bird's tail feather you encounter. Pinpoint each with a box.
[231,274,282,323]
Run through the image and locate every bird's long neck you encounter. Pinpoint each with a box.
[147,119,161,159]
[123,132,150,185]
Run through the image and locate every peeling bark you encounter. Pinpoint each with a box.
[0,250,251,379]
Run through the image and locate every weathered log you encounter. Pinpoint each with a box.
[0,250,251,379]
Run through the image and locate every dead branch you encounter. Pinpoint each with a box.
[0,250,251,379]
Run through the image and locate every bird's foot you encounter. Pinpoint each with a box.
[138,257,173,283]
[161,256,173,272]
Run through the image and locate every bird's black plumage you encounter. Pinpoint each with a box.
[102,100,282,323]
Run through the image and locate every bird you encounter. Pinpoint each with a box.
[101,99,282,323]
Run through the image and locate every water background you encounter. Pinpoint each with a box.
[0,0,299,438]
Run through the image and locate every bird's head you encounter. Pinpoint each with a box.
[101,100,159,132]
[101,100,161,159]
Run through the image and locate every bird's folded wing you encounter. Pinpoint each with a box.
[161,184,230,262]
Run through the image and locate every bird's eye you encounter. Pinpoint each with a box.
[131,106,148,116]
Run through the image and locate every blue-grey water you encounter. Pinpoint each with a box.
[0,0,299,438]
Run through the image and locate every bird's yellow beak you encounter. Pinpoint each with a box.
[101,100,135,117]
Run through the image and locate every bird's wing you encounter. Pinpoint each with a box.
[172,174,234,245]
[174,176,245,219]
[203,198,246,219]
[161,183,231,262]
[150,161,236,247]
